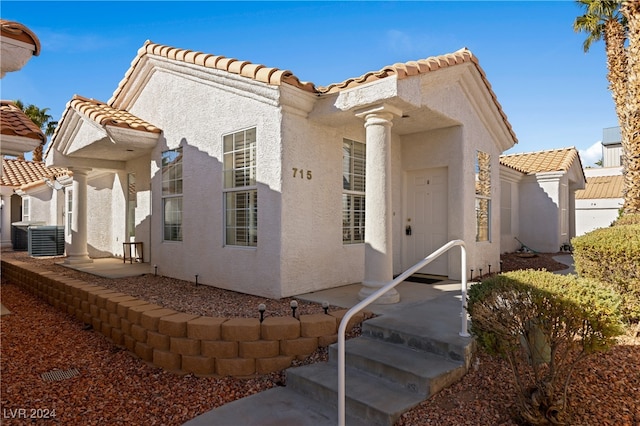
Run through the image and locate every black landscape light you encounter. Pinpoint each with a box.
[290,300,298,318]
[258,303,266,323]
[322,301,329,315]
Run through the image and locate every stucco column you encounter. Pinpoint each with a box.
[65,168,93,264]
[356,104,401,304]
[1,194,12,248]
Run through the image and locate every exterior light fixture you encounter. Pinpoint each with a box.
[322,301,329,315]
[488,264,491,275]
[154,264,158,276]
[195,274,199,286]
[258,303,266,323]
[290,300,298,318]
[470,269,474,281]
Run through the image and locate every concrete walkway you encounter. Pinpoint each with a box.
[52,255,575,309]
[298,279,462,315]
[57,257,151,278]
[58,257,460,315]
[552,254,575,275]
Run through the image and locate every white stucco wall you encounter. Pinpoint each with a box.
[126,155,153,262]
[124,61,288,298]
[85,172,116,258]
[20,185,54,224]
[277,110,368,296]
[518,172,566,253]
[575,197,621,236]
[499,166,523,254]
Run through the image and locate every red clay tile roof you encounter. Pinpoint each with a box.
[499,147,581,174]
[575,174,624,199]
[109,40,316,103]
[67,95,161,133]
[1,158,70,188]
[107,42,516,143]
[318,48,478,93]
[0,20,41,56]
[0,100,46,143]
[46,96,161,158]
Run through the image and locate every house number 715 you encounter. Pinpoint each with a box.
[292,168,312,180]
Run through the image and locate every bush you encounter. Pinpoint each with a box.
[468,270,623,425]
[612,212,640,226]
[572,224,640,323]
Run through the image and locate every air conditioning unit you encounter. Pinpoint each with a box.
[11,221,45,251]
[28,226,65,257]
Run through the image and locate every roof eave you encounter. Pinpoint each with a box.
[0,134,42,156]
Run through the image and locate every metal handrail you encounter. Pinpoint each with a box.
[337,239,468,426]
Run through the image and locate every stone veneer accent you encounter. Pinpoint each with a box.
[1,259,364,377]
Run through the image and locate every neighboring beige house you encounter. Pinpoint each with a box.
[575,126,624,235]
[1,158,71,249]
[45,40,518,301]
[500,147,586,254]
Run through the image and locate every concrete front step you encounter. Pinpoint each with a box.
[286,362,426,426]
[182,292,476,425]
[362,294,475,368]
[183,386,369,426]
[329,337,466,396]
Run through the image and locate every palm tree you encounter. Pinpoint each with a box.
[573,1,638,213]
[14,100,58,162]
[621,1,640,213]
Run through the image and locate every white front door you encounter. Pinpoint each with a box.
[404,167,448,275]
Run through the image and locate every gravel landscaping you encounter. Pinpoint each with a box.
[1,251,638,425]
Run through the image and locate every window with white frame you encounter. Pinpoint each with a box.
[66,189,73,236]
[22,196,30,221]
[162,148,183,242]
[475,150,491,242]
[500,180,512,235]
[223,128,257,247]
[127,173,136,239]
[342,139,366,244]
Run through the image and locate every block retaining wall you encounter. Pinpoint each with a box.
[1,259,364,377]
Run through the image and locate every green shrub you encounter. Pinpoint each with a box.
[572,224,640,323]
[612,212,640,226]
[468,270,623,425]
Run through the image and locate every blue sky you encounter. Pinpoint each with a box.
[2,1,619,166]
